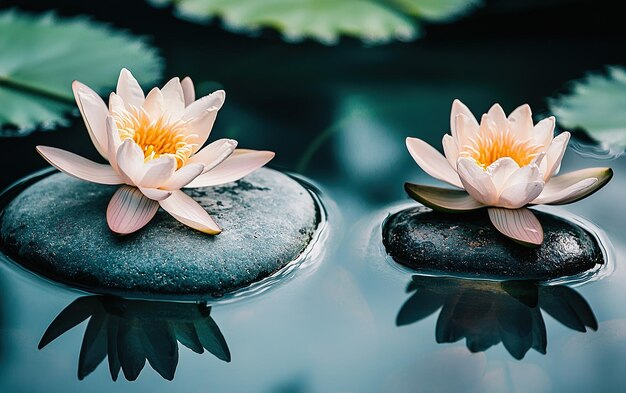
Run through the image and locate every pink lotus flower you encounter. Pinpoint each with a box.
[405,100,612,245]
[37,69,274,235]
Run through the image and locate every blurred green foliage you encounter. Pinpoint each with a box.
[549,66,626,156]
[0,10,163,136]
[149,0,480,44]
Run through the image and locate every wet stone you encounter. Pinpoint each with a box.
[383,206,603,280]
[0,169,319,298]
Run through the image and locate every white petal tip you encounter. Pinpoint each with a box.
[201,227,222,235]
[158,190,222,235]
[210,90,226,109]
[557,131,571,141]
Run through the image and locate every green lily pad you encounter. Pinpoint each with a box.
[548,66,626,155]
[0,10,163,136]
[148,0,480,44]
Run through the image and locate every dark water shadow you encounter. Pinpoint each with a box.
[38,296,230,381]
[396,275,597,360]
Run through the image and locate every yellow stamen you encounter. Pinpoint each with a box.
[114,108,195,169]
[461,129,541,169]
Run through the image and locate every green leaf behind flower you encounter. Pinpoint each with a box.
[148,0,480,44]
[0,10,164,136]
[548,66,626,155]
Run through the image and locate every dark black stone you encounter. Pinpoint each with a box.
[0,169,319,299]
[383,206,603,280]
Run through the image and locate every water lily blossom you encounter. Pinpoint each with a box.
[37,69,274,235]
[405,100,612,245]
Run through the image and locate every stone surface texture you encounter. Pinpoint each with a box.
[383,206,603,280]
[0,169,319,298]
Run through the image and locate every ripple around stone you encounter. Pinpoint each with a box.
[382,206,604,281]
[0,169,320,299]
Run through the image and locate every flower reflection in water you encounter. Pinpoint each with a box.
[38,296,230,381]
[397,276,597,360]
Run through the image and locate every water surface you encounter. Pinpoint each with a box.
[1,1,626,392]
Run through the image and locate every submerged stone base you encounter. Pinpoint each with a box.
[383,206,603,281]
[0,169,319,298]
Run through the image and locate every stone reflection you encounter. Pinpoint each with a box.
[38,296,230,381]
[397,276,597,359]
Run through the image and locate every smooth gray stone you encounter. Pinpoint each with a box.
[383,206,603,280]
[0,169,319,298]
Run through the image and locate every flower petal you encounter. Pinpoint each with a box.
[488,207,544,246]
[532,151,546,167]
[487,103,507,132]
[181,76,195,106]
[496,164,545,208]
[158,190,221,234]
[508,104,534,138]
[543,132,571,181]
[406,137,463,188]
[72,81,109,159]
[454,113,479,148]
[107,185,159,235]
[450,99,478,139]
[161,77,185,119]
[161,163,205,190]
[108,92,125,114]
[442,134,459,170]
[503,182,546,209]
[185,150,275,188]
[183,90,225,121]
[404,182,484,212]
[533,116,555,149]
[184,108,220,153]
[138,187,172,201]
[532,167,613,205]
[188,139,238,173]
[106,117,122,172]
[456,157,498,205]
[486,157,520,191]
[498,181,544,209]
[142,87,164,120]
[116,139,145,185]
[36,146,122,185]
[116,68,144,109]
[139,156,177,188]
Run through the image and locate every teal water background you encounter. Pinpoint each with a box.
[1,1,626,392]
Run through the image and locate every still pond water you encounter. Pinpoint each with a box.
[1,1,626,392]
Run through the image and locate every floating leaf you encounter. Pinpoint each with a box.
[548,66,626,156]
[149,0,480,44]
[0,10,163,136]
